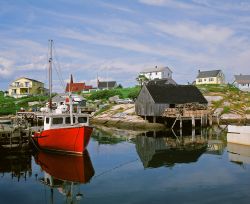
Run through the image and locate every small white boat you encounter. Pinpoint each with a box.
[228,125,250,134]
[227,125,250,146]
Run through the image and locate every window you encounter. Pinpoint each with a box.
[25,82,30,87]
[198,79,202,82]
[78,117,87,123]
[204,79,206,81]
[52,117,63,125]
[209,78,214,81]
[46,117,50,124]
[65,117,71,124]
[65,116,75,124]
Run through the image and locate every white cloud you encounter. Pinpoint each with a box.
[149,21,234,45]
[100,2,134,13]
[192,0,250,11]
[139,0,168,6]
[139,0,196,9]
[0,57,14,77]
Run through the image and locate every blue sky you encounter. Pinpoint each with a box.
[1,0,250,92]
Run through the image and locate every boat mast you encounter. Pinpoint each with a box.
[69,79,73,125]
[48,39,53,112]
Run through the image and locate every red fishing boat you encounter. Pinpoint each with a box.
[32,113,93,154]
[32,40,93,154]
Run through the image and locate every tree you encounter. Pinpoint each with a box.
[116,84,123,89]
[136,74,149,88]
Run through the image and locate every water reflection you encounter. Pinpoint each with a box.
[92,127,134,145]
[0,152,32,181]
[227,143,250,166]
[135,132,207,168]
[35,151,95,203]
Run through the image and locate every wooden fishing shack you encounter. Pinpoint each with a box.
[135,83,210,128]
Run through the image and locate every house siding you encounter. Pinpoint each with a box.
[140,67,172,81]
[135,86,169,116]
[8,78,44,98]
[235,82,250,92]
[196,73,225,85]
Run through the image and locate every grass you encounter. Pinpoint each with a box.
[196,84,239,94]
[84,86,140,101]
[94,104,113,116]
[0,91,49,115]
[196,84,250,116]
[222,106,230,114]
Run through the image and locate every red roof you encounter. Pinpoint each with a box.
[65,83,93,92]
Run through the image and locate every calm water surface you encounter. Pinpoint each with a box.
[1,127,250,204]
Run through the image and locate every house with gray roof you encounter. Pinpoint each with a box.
[97,80,117,90]
[195,70,225,85]
[139,66,173,81]
[233,74,250,92]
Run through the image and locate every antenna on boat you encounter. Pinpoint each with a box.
[48,39,53,112]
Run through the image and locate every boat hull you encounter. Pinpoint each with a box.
[228,125,250,134]
[33,126,93,154]
[227,132,250,146]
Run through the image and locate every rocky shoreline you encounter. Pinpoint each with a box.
[91,118,166,131]
[90,103,250,130]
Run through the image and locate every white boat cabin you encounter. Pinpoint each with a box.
[44,113,90,130]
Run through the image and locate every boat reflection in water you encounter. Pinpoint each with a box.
[227,143,250,165]
[135,130,208,168]
[35,151,95,203]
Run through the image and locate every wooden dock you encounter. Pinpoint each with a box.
[162,103,212,129]
[0,124,31,152]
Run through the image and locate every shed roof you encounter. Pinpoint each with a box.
[197,70,221,78]
[146,84,207,104]
[234,75,250,84]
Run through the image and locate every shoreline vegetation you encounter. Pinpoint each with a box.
[1,84,250,129]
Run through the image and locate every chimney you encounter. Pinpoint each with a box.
[155,65,157,69]
[198,70,200,73]
[70,74,73,84]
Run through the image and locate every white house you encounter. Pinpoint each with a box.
[234,75,250,92]
[139,66,173,80]
[195,70,225,85]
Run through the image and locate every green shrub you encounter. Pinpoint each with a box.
[127,88,140,100]
[87,89,123,100]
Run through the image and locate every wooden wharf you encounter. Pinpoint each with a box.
[0,124,31,151]
[162,103,212,129]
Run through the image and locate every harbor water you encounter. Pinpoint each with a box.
[0,126,250,204]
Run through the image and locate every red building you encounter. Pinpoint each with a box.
[65,74,93,93]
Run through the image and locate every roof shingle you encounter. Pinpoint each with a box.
[234,75,250,84]
[146,84,207,104]
[197,70,221,78]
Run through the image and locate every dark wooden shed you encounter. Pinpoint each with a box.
[135,83,207,117]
